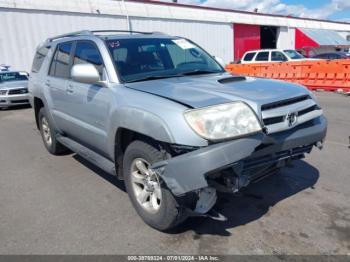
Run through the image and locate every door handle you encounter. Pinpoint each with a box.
[45,80,50,87]
[66,85,74,94]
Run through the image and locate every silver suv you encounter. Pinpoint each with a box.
[29,30,327,231]
[0,71,29,108]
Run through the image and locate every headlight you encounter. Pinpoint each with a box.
[0,90,7,95]
[184,102,262,140]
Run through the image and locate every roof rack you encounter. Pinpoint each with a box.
[47,30,92,42]
[91,30,155,35]
[46,30,162,43]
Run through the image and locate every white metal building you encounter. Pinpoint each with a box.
[1,0,350,71]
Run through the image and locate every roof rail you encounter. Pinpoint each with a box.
[46,30,167,43]
[47,30,92,42]
[91,30,155,35]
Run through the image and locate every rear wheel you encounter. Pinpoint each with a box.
[38,108,68,155]
[123,140,188,231]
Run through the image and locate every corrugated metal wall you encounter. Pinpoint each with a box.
[276,27,295,50]
[131,18,233,64]
[0,8,128,71]
[0,8,233,71]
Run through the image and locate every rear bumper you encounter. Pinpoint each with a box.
[153,116,327,196]
[0,94,30,107]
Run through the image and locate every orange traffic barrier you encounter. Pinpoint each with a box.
[225,59,350,92]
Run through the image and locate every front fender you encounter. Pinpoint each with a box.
[107,107,175,157]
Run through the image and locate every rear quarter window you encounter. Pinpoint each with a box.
[31,46,50,73]
[243,52,256,61]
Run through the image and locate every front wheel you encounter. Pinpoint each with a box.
[123,140,188,231]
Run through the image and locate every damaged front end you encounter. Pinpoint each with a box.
[151,116,327,220]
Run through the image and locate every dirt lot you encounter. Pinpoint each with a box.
[0,92,349,255]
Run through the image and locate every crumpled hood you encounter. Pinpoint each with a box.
[125,73,310,114]
[0,80,28,89]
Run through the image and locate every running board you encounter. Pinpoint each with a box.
[57,135,116,176]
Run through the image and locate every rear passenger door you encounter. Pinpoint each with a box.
[46,41,74,133]
[66,40,112,154]
[255,51,270,63]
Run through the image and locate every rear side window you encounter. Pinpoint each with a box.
[315,54,327,59]
[255,52,269,61]
[271,51,288,62]
[31,46,50,73]
[328,54,339,59]
[243,52,256,61]
[49,42,73,79]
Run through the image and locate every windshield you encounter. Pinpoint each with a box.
[283,50,305,60]
[0,72,28,83]
[106,38,224,82]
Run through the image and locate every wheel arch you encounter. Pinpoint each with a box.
[33,96,45,129]
[114,128,170,179]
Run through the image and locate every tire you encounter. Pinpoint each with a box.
[38,107,68,155]
[123,140,188,231]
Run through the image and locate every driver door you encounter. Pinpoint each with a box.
[65,40,112,154]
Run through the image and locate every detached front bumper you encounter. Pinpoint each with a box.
[153,116,327,196]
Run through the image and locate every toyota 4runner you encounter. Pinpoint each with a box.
[29,30,327,231]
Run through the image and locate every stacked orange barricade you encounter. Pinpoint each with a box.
[225,59,350,92]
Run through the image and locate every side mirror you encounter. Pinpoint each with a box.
[71,63,100,84]
[213,56,225,67]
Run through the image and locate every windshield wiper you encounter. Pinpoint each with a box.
[180,69,222,76]
[126,74,182,83]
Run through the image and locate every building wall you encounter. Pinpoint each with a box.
[233,24,260,61]
[0,8,128,71]
[131,18,233,64]
[1,0,350,70]
[338,31,350,41]
[277,27,295,50]
[0,8,233,71]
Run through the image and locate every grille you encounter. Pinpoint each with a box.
[11,100,29,104]
[8,88,28,95]
[298,105,320,116]
[261,95,310,111]
[243,144,313,170]
[261,95,322,134]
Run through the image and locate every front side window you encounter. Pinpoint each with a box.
[315,54,328,59]
[106,38,223,82]
[255,52,269,61]
[243,52,256,61]
[0,72,28,83]
[271,51,288,61]
[284,50,305,60]
[73,41,104,77]
[329,54,340,59]
[49,42,73,78]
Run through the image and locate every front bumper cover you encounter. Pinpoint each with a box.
[152,116,327,196]
[0,93,30,107]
